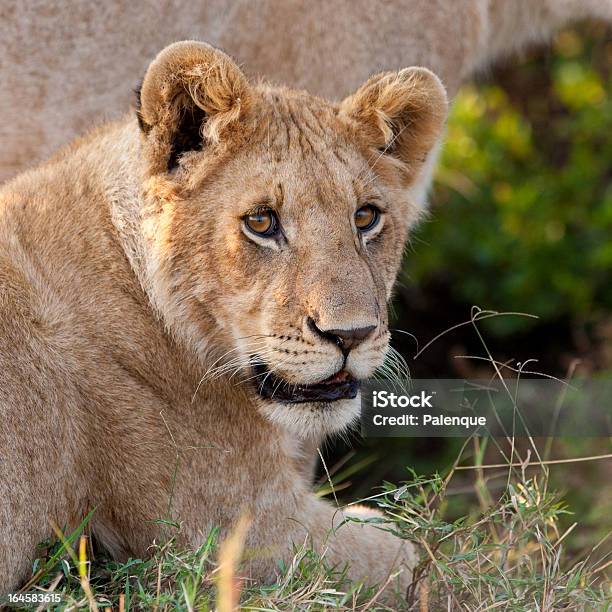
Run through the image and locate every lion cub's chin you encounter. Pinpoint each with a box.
[257,395,362,439]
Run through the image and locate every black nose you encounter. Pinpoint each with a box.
[307,317,376,352]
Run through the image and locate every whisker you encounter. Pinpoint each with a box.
[192,340,272,401]
[390,328,420,355]
[207,347,275,380]
[235,333,275,341]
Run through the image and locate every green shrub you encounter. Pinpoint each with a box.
[406,27,612,336]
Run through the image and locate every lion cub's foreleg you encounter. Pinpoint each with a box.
[236,488,416,599]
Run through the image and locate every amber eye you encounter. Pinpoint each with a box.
[244,208,279,237]
[354,204,380,232]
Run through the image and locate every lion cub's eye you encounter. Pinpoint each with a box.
[354,204,380,232]
[244,208,279,237]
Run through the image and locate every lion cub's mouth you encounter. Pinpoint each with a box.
[251,361,359,404]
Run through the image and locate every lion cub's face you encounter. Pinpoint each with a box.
[138,42,447,437]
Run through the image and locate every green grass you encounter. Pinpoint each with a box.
[13,444,611,611]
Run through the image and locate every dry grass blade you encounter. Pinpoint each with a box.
[456,453,612,470]
[216,514,252,612]
[48,523,99,611]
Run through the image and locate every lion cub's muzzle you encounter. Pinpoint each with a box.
[249,318,381,403]
[251,361,359,403]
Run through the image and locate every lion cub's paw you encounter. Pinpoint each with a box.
[337,504,418,599]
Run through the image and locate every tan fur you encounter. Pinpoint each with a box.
[1,0,611,184]
[0,41,448,596]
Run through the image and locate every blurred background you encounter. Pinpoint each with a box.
[320,21,612,555]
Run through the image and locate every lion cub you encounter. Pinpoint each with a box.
[0,41,446,596]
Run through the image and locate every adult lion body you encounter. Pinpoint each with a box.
[1,0,611,183]
[0,41,448,595]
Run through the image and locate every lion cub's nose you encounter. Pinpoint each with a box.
[307,317,376,352]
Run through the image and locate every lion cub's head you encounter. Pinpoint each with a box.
[136,41,447,437]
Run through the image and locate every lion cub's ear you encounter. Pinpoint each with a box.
[137,40,249,173]
[340,68,448,182]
